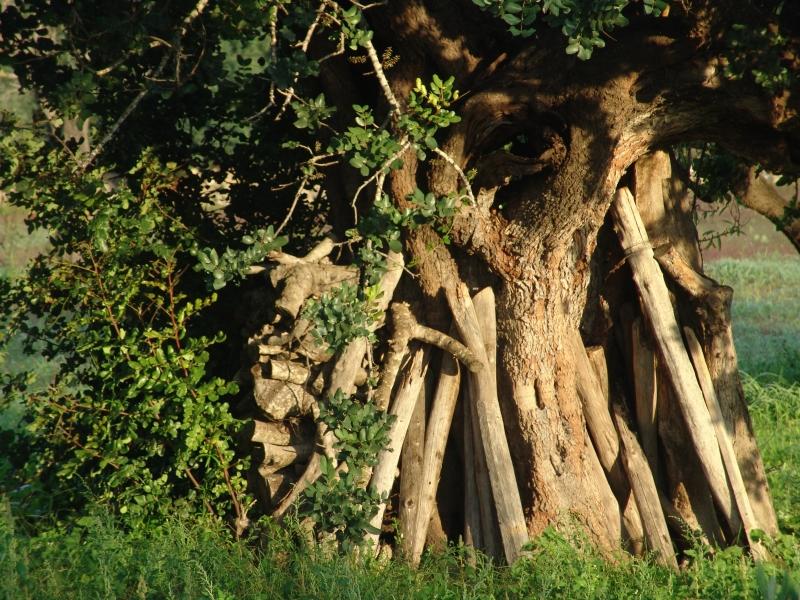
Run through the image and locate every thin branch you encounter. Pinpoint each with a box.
[433,147,476,205]
[276,177,310,235]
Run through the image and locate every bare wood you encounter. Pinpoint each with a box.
[447,284,528,563]
[657,246,779,536]
[251,368,316,420]
[267,360,310,385]
[631,318,659,476]
[463,403,483,551]
[366,347,430,551]
[258,440,314,474]
[612,401,678,571]
[399,381,427,553]
[408,347,462,565]
[586,346,609,402]
[469,391,503,560]
[684,327,767,560]
[272,253,404,519]
[611,187,739,533]
[570,333,645,555]
[657,372,725,547]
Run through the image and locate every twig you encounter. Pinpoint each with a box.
[276,177,310,235]
[433,147,475,205]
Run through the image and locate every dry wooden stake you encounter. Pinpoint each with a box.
[408,347,462,565]
[612,400,678,571]
[447,284,528,563]
[684,327,767,560]
[399,381,427,552]
[463,401,483,552]
[611,188,740,534]
[631,318,659,477]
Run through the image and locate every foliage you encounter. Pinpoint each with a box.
[470,0,666,58]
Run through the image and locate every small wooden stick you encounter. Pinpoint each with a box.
[684,327,767,560]
[399,381,427,552]
[612,400,678,571]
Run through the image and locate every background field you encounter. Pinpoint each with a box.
[1,202,799,598]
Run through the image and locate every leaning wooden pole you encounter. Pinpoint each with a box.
[447,284,528,564]
[407,348,462,565]
[611,187,741,535]
[684,327,767,560]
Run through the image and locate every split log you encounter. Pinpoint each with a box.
[612,399,678,571]
[447,284,528,564]
[684,327,767,560]
[570,333,645,556]
[631,318,659,477]
[267,359,310,385]
[245,420,306,446]
[407,346,462,565]
[463,403,483,551]
[399,382,427,552]
[611,187,740,534]
[252,366,316,420]
[271,251,404,519]
[468,391,503,560]
[366,347,430,550]
[657,371,725,547]
[256,440,314,474]
[657,246,779,536]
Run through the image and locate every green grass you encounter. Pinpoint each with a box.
[706,258,800,383]
[1,506,798,600]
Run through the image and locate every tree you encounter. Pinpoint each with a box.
[1,0,798,563]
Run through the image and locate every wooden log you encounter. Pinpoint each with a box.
[586,346,609,401]
[446,284,528,563]
[257,440,314,474]
[611,187,740,534]
[408,348,462,565]
[399,381,427,553]
[366,347,430,550]
[246,420,304,446]
[612,400,678,571]
[469,393,503,560]
[684,327,767,560]
[631,318,659,477]
[570,333,645,556]
[657,370,725,547]
[462,402,483,552]
[657,246,779,536]
[251,366,316,420]
[267,359,310,385]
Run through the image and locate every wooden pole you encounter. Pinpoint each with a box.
[407,349,462,565]
[631,317,659,477]
[446,284,528,563]
[684,327,767,560]
[611,187,740,534]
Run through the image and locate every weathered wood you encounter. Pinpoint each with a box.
[462,403,483,552]
[611,187,739,534]
[469,393,503,560]
[570,333,645,556]
[272,252,404,519]
[257,440,314,474]
[246,420,297,446]
[657,246,779,536]
[399,381,427,554]
[684,327,767,560]
[267,359,310,385]
[447,284,528,563]
[586,346,610,402]
[631,318,659,477]
[408,348,462,565]
[657,371,725,547]
[251,367,316,420]
[612,400,678,571]
[366,347,430,550]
